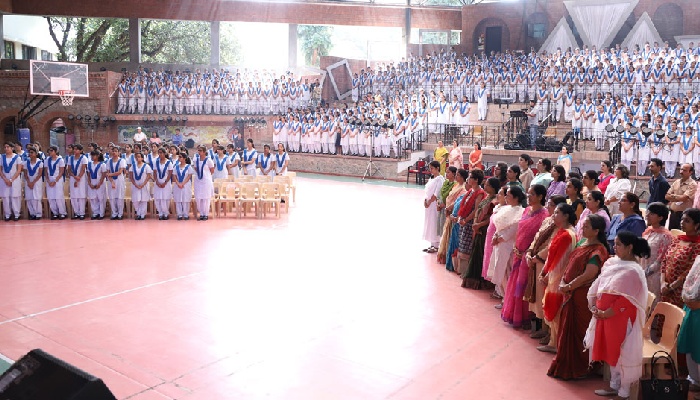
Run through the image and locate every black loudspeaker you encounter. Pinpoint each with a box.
[0,349,117,400]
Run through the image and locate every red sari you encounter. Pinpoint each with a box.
[660,235,700,307]
[548,243,608,380]
[542,228,577,322]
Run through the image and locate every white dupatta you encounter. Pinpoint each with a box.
[584,257,648,390]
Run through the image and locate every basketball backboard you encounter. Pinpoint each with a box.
[30,60,89,97]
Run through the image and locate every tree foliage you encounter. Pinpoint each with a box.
[297,25,333,67]
[46,18,242,65]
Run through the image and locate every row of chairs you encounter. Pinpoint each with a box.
[1,172,298,220]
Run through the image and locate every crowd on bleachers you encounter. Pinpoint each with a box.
[422,151,700,399]
[0,135,292,222]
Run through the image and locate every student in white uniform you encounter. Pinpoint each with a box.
[226,144,241,179]
[24,146,44,220]
[68,144,88,219]
[258,144,275,177]
[105,147,126,220]
[172,152,193,220]
[241,139,258,177]
[212,145,229,181]
[86,150,107,220]
[1,142,23,221]
[476,82,488,121]
[129,152,152,220]
[44,146,67,220]
[193,145,214,221]
[152,147,173,220]
[274,143,289,176]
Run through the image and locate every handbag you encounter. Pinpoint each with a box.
[640,350,689,400]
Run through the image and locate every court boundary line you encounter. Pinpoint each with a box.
[0,272,203,327]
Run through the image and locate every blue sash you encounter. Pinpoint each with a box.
[47,156,62,177]
[26,159,42,177]
[259,154,270,169]
[156,159,171,180]
[243,149,256,162]
[214,154,227,171]
[682,134,693,151]
[2,154,18,174]
[175,164,189,182]
[87,161,101,180]
[195,158,208,180]
[109,158,121,180]
[133,163,147,182]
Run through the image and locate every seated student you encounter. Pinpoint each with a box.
[129,152,153,220]
[23,146,44,220]
[86,150,107,220]
[172,152,193,220]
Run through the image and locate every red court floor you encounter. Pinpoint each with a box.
[0,176,603,399]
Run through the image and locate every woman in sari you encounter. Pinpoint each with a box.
[446,190,467,272]
[585,232,650,400]
[679,254,700,393]
[462,177,500,289]
[565,177,585,221]
[546,164,567,200]
[526,195,568,343]
[486,186,524,302]
[456,169,486,275]
[448,140,463,169]
[501,184,549,328]
[519,154,534,191]
[482,181,505,283]
[438,168,467,264]
[575,191,611,241]
[538,203,577,353]
[468,142,483,170]
[436,167,457,254]
[434,140,449,176]
[660,208,700,308]
[547,214,609,380]
[642,202,673,303]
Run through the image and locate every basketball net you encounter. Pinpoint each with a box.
[58,90,75,106]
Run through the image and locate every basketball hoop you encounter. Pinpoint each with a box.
[58,90,75,106]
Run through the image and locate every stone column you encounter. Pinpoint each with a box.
[0,15,4,60]
[210,21,220,67]
[129,18,141,66]
[403,7,411,59]
[288,24,298,68]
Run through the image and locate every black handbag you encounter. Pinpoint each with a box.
[640,351,689,400]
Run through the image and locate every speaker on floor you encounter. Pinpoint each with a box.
[0,349,117,400]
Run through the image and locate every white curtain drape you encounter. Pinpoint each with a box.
[540,19,576,56]
[622,12,663,51]
[569,3,629,48]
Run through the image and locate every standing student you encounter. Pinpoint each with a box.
[129,152,152,220]
[226,144,241,179]
[193,145,214,221]
[105,147,126,220]
[68,144,88,219]
[23,147,44,220]
[153,147,173,220]
[172,152,193,220]
[44,146,67,220]
[275,143,289,176]
[258,144,274,177]
[212,145,229,181]
[241,139,258,176]
[0,142,23,221]
[476,82,488,121]
[86,150,107,220]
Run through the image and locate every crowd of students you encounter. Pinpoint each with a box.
[0,139,290,221]
[422,154,700,399]
[116,67,322,115]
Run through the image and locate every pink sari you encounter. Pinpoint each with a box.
[501,206,549,328]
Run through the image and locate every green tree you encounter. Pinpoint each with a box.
[46,17,242,64]
[297,25,333,67]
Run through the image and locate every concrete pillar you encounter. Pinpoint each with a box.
[210,21,220,66]
[0,15,4,60]
[129,18,141,65]
[403,8,411,59]
[288,24,298,68]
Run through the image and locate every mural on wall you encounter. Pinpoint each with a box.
[118,125,242,148]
